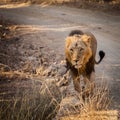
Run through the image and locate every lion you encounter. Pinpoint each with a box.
[65,30,105,95]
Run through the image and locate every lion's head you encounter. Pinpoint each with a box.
[65,34,92,69]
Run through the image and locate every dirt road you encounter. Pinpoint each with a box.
[0,3,120,109]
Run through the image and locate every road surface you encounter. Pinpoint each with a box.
[0,3,120,109]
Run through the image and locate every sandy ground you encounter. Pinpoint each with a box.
[0,3,120,110]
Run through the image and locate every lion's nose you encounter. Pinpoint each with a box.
[74,60,79,63]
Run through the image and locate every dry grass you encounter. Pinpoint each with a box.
[0,72,62,120]
[1,0,119,13]
[61,110,118,120]
[59,85,118,120]
[0,0,120,4]
[0,71,116,120]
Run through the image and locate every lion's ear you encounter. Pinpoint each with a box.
[82,35,91,46]
[65,37,72,48]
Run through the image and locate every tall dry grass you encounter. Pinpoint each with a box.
[58,83,115,120]
[0,76,113,120]
[0,74,62,120]
[0,0,120,4]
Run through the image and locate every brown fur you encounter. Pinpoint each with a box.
[65,31,104,95]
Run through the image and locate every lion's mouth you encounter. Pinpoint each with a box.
[74,64,82,69]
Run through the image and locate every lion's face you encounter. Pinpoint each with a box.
[65,35,92,69]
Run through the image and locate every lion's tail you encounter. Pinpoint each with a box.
[95,51,105,64]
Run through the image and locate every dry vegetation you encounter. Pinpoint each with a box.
[0,19,119,120]
[0,83,61,120]
[0,0,120,5]
[0,0,120,13]
[56,83,118,120]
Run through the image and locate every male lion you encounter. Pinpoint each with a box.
[65,30,105,94]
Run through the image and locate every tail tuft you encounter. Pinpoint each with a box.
[99,51,105,59]
[96,50,105,64]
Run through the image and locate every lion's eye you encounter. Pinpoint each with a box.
[70,48,73,52]
[80,48,84,52]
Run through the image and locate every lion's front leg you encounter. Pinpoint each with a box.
[71,71,81,93]
[83,71,95,95]
[73,76,81,93]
